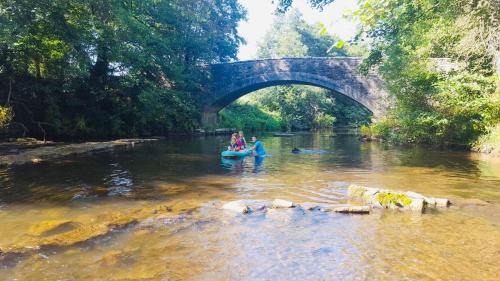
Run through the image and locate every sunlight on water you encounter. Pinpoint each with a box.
[0,132,499,280]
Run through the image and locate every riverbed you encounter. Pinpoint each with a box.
[1,132,499,280]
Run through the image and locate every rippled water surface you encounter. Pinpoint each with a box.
[1,132,499,280]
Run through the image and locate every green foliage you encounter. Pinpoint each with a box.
[0,106,13,131]
[219,103,282,131]
[352,0,500,148]
[275,0,335,13]
[359,125,371,137]
[243,10,370,131]
[255,86,337,130]
[314,112,336,128]
[473,124,500,154]
[256,9,347,58]
[0,0,246,139]
[376,192,412,207]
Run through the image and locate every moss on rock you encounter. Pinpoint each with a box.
[376,192,412,207]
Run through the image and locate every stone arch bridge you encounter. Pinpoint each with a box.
[201,57,390,127]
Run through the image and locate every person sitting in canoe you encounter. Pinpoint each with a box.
[238,131,247,148]
[228,133,238,151]
[249,136,266,156]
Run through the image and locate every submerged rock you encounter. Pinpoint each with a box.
[427,197,451,207]
[324,205,371,214]
[299,202,323,211]
[137,214,188,229]
[272,199,295,208]
[29,220,74,236]
[0,202,175,257]
[266,207,305,222]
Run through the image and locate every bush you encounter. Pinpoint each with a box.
[473,124,500,154]
[359,125,371,136]
[0,106,13,131]
[219,103,282,131]
[313,112,336,128]
[370,73,499,146]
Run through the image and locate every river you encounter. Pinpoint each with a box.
[0,132,499,280]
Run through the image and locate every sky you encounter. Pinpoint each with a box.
[237,0,359,60]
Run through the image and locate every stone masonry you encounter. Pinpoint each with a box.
[201,57,391,126]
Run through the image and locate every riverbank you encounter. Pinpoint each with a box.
[0,138,161,167]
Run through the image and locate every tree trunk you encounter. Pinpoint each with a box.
[495,51,500,91]
[90,42,109,89]
[5,78,12,106]
[35,59,41,79]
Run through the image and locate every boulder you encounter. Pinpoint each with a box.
[272,199,295,208]
[405,198,426,213]
[348,184,451,212]
[364,187,380,196]
[405,191,426,200]
[222,200,251,214]
[429,198,450,207]
[246,200,268,212]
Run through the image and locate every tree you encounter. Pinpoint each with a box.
[250,10,370,130]
[0,0,246,138]
[353,0,499,145]
[257,9,346,58]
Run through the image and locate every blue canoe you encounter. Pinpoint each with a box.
[221,150,252,158]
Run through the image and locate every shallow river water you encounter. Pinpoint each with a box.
[0,132,499,280]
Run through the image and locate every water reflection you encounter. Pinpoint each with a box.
[253,156,265,173]
[104,163,134,197]
[221,157,246,173]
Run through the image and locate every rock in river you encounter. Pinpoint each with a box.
[222,200,251,214]
[272,199,295,208]
[347,184,450,213]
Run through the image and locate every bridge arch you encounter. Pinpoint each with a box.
[202,58,390,126]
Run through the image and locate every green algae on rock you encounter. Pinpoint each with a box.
[347,184,450,212]
[376,192,412,207]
